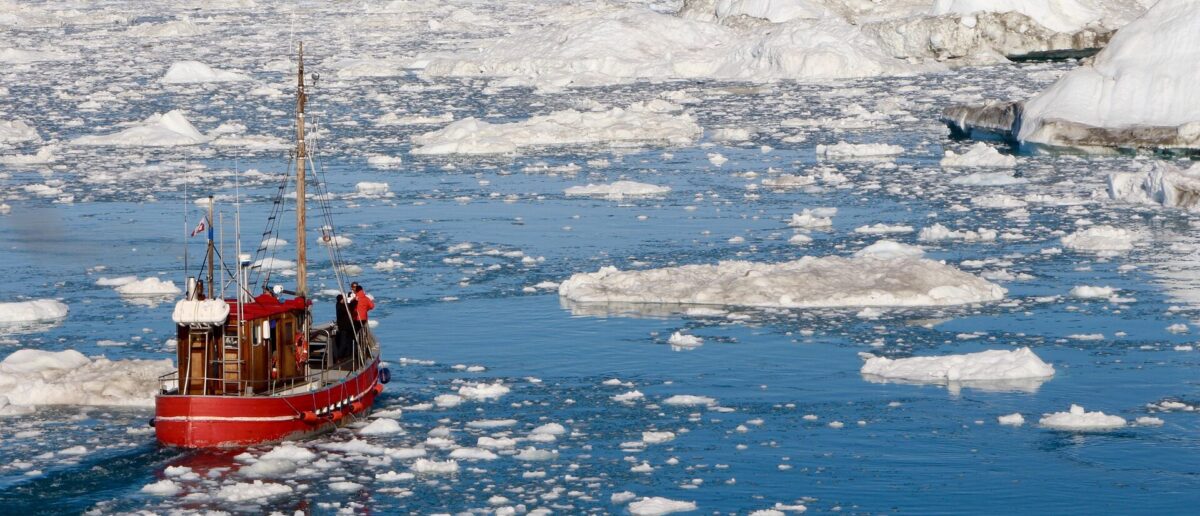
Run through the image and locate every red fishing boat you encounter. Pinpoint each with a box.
[153,44,389,448]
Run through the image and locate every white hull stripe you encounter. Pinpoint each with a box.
[157,415,298,423]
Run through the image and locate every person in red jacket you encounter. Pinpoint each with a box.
[351,283,374,342]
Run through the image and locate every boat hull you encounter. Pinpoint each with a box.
[154,358,382,448]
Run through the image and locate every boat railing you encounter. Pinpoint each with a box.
[157,324,379,397]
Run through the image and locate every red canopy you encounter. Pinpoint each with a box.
[226,294,309,322]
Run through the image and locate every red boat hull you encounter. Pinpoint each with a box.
[154,359,382,448]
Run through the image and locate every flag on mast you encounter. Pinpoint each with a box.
[189,217,208,238]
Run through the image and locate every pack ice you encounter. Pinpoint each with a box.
[559,243,1005,309]
[0,349,174,411]
[72,110,209,147]
[859,347,1055,383]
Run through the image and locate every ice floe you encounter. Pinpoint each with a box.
[940,142,1016,168]
[160,60,251,84]
[1061,225,1135,253]
[1108,162,1200,211]
[0,349,173,411]
[1039,404,1127,430]
[411,100,700,155]
[564,181,671,200]
[72,110,209,147]
[559,252,1004,311]
[0,299,68,325]
[859,348,1055,389]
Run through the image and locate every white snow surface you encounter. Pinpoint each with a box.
[411,100,700,155]
[1039,404,1127,430]
[160,60,251,84]
[0,299,69,324]
[559,253,1004,309]
[859,347,1055,383]
[1018,0,1200,146]
[0,349,174,409]
[932,0,1107,33]
[72,110,209,147]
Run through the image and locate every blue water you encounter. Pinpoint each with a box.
[1,24,1199,513]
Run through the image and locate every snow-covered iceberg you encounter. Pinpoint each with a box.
[860,347,1055,392]
[72,110,209,147]
[558,249,1005,313]
[946,0,1200,152]
[411,100,700,155]
[0,299,68,326]
[420,4,933,90]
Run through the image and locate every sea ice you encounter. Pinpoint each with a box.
[940,143,1016,168]
[160,60,251,84]
[564,181,671,200]
[0,349,173,409]
[115,277,182,297]
[816,142,904,159]
[1039,404,1127,430]
[1108,162,1200,211]
[0,299,68,325]
[628,496,698,516]
[860,347,1055,384]
[1061,225,1135,253]
[559,253,1004,310]
[411,100,700,155]
[72,111,209,147]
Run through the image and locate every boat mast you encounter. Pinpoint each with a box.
[295,42,308,298]
[206,195,214,299]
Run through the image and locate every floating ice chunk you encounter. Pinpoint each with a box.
[709,127,752,142]
[376,112,454,126]
[997,413,1025,426]
[565,181,671,200]
[161,61,250,84]
[1135,416,1164,426]
[918,224,997,243]
[971,194,1027,209]
[613,390,645,402]
[854,224,914,235]
[329,481,363,492]
[411,100,700,155]
[411,458,459,474]
[941,142,1017,168]
[787,209,833,229]
[860,347,1055,388]
[140,479,182,496]
[612,491,638,504]
[816,142,903,159]
[359,418,403,436]
[531,422,566,436]
[668,331,703,349]
[560,253,1004,310]
[1070,286,1115,298]
[1108,162,1200,211]
[450,448,499,460]
[0,349,173,408]
[1039,404,1126,431]
[1061,225,1135,253]
[515,447,558,461]
[366,156,404,169]
[458,382,510,400]
[0,120,40,143]
[254,257,296,271]
[434,394,463,407]
[376,470,415,481]
[628,496,698,516]
[642,431,675,444]
[853,240,924,260]
[762,174,816,189]
[0,48,76,64]
[115,277,181,297]
[216,480,293,502]
[0,299,68,325]
[663,395,717,406]
[72,111,208,147]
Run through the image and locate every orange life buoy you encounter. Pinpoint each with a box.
[294,334,309,368]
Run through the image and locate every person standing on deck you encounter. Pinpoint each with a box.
[352,283,374,342]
